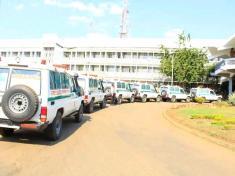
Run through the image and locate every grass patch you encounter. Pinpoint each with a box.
[179,106,235,130]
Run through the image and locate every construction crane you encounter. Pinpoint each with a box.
[120,0,129,38]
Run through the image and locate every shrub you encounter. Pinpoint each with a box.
[228,93,235,105]
[213,101,230,107]
[194,97,205,104]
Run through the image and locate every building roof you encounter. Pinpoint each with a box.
[0,35,225,50]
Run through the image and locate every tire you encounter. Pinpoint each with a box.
[100,98,107,109]
[142,95,147,103]
[104,87,112,95]
[117,96,122,104]
[156,95,161,102]
[171,96,176,103]
[2,85,39,123]
[0,128,14,137]
[75,104,83,123]
[85,100,94,113]
[132,88,139,96]
[45,112,62,141]
[186,97,191,103]
[129,95,135,103]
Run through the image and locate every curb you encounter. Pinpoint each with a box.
[162,109,235,152]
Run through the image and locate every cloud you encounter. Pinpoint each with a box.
[43,0,122,17]
[68,16,91,25]
[15,4,24,11]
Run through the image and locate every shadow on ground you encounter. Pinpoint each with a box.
[0,115,91,146]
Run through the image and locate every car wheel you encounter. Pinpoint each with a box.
[100,98,107,109]
[117,96,122,104]
[186,97,191,103]
[156,95,161,102]
[171,96,176,103]
[129,95,135,103]
[85,100,94,113]
[142,95,147,103]
[45,112,62,141]
[0,128,14,137]
[75,103,83,123]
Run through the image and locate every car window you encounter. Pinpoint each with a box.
[174,87,179,92]
[117,82,122,89]
[0,68,9,92]
[64,74,70,89]
[10,69,41,95]
[49,71,56,90]
[170,87,174,92]
[122,83,125,89]
[180,89,185,94]
[141,84,145,90]
[94,79,98,88]
[146,85,150,90]
[210,91,215,95]
[54,71,61,89]
[60,73,66,89]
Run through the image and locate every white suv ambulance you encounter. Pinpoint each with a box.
[0,62,83,141]
[112,81,135,104]
[130,83,161,102]
[76,75,107,113]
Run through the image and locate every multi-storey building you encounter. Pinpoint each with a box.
[209,34,235,95]
[0,35,224,82]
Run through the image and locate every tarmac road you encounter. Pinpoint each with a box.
[0,103,235,176]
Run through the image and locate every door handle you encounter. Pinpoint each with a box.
[51,101,55,105]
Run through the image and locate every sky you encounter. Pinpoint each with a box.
[0,0,234,39]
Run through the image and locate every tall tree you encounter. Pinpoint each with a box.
[160,32,208,84]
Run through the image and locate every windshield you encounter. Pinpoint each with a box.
[10,69,41,95]
[0,68,9,92]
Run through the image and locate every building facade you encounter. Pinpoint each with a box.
[209,34,235,95]
[0,36,224,82]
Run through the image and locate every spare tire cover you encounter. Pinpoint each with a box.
[104,87,112,94]
[132,88,139,96]
[2,85,39,123]
[161,90,167,97]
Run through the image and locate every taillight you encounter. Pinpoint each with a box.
[40,107,47,123]
[84,95,89,100]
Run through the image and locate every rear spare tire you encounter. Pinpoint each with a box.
[2,85,39,123]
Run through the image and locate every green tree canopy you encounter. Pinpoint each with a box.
[160,32,208,84]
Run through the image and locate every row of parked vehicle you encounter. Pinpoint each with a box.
[0,62,222,141]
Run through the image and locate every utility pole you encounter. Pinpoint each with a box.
[171,55,174,86]
[120,0,128,38]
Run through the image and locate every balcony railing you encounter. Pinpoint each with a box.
[215,58,235,70]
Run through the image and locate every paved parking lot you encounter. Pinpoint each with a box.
[0,103,235,176]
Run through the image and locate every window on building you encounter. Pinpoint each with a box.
[122,66,131,72]
[123,52,131,58]
[78,52,85,58]
[71,65,75,71]
[117,52,121,58]
[106,66,115,72]
[100,66,104,71]
[77,65,84,71]
[24,52,30,57]
[133,53,138,58]
[36,52,41,57]
[12,52,18,57]
[1,52,6,57]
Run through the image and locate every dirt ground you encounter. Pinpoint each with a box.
[0,102,235,176]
